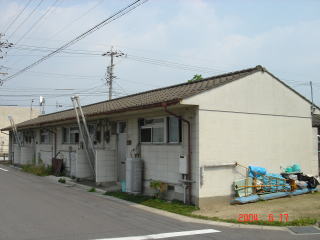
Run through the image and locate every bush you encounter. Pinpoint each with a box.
[88,187,96,192]
[58,178,66,184]
[21,164,52,176]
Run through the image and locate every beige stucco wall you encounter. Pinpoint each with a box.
[116,108,199,201]
[182,71,318,201]
[0,106,39,154]
[12,107,200,202]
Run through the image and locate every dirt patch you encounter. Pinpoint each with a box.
[194,192,320,222]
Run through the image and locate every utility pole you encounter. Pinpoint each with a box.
[0,33,13,86]
[102,47,125,100]
[30,99,34,119]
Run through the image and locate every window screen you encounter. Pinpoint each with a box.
[168,116,180,143]
[152,127,164,143]
[141,128,152,143]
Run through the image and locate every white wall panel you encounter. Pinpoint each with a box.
[95,149,116,182]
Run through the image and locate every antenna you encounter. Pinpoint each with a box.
[30,99,34,119]
[39,96,45,115]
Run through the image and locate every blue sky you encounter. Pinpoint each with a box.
[0,0,319,113]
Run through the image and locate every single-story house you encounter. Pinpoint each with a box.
[2,65,319,207]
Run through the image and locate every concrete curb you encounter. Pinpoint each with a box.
[44,175,291,231]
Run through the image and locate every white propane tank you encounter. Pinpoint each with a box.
[126,158,143,193]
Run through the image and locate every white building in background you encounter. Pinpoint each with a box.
[0,106,39,157]
[2,66,319,207]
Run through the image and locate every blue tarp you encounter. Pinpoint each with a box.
[248,166,267,177]
[259,192,288,200]
[258,173,291,192]
[231,188,318,204]
[231,195,260,204]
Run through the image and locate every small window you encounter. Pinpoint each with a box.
[118,122,127,133]
[152,127,164,143]
[23,131,33,144]
[40,129,51,144]
[13,132,23,144]
[70,127,79,144]
[140,128,152,142]
[95,130,101,143]
[88,124,95,136]
[104,129,110,143]
[110,122,117,135]
[168,116,181,143]
[140,118,165,143]
[62,127,70,143]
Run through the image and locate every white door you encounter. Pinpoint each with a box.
[117,122,127,182]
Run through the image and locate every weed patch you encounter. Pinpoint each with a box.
[21,164,52,176]
[58,178,66,184]
[88,187,96,192]
[104,192,198,216]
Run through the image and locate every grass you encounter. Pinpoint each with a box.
[88,187,96,192]
[104,191,318,227]
[21,164,52,176]
[105,191,198,215]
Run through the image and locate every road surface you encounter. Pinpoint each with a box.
[0,164,318,240]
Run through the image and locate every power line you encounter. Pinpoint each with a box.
[46,0,105,41]
[7,0,44,40]
[2,0,34,34]
[6,68,101,79]
[15,0,61,45]
[3,0,104,66]
[7,44,226,74]
[2,0,148,84]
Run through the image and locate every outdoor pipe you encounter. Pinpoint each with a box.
[162,103,192,204]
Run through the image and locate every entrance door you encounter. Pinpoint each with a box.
[117,122,127,182]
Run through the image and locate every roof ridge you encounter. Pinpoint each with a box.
[37,65,262,118]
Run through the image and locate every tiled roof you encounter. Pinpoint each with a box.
[2,65,263,130]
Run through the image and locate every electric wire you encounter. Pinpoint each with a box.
[15,0,61,45]
[2,0,34,34]
[7,0,44,40]
[4,0,104,65]
[45,0,105,41]
[2,0,148,83]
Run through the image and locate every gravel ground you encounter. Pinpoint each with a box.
[195,191,320,222]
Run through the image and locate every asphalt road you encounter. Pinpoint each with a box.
[0,164,319,240]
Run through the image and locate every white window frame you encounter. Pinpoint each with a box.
[62,127,70,144]
[23,131,33,144]
[140,117,166,144]
[40,129,51,144]
[69,127,80,144]
[117,121,127,134]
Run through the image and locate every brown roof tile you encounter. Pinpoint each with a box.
[2,65,263,130]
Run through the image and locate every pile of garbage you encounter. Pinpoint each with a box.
[232,164,319,204]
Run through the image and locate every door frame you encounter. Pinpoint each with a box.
[116,121,127,182]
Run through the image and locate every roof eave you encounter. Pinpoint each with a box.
[1,99,182,131]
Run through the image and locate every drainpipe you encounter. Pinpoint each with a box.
[162,103,193,204]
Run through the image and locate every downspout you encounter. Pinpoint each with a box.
[162,103,193,204]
